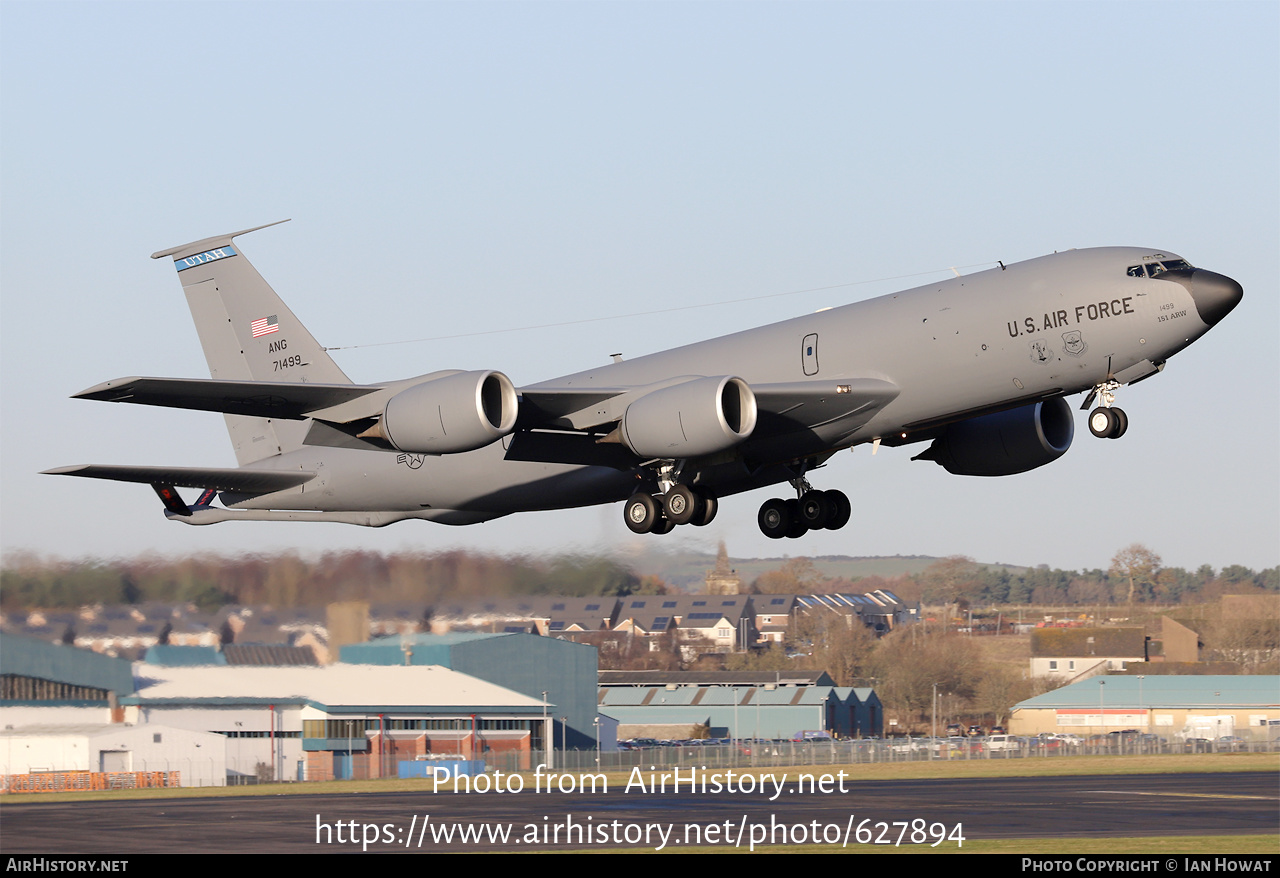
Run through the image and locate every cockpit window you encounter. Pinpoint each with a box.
[1127,259,1193,278]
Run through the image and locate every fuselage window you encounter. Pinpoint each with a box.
[1127,265,1146,278]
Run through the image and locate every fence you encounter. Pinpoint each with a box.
[546,735,1280,772]
[2,770,180,793]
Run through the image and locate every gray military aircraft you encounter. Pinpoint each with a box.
[45,221,1243,539]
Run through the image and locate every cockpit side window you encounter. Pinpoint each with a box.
[1129,258,1193,278]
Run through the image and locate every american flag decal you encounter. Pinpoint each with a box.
[251,315,279,337]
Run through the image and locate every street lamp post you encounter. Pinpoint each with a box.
[931,683,937,760]
[541,691,550,770]
[1098,679,1106,747]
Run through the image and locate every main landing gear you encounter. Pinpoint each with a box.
[623,485,718,535]
[757,482,851,540]
[1083,380,1128,439]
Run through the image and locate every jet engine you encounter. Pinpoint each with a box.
[371,370,518,454]
[618,376,758,459]
[912,397,1074,476]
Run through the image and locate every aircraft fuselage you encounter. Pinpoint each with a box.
[228,247,1230,521]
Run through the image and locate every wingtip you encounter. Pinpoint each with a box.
[71,377,143,400]
[41,465,89,476]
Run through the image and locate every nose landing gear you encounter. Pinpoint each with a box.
[1083,380,1128,439]
[1088,405,1128,439]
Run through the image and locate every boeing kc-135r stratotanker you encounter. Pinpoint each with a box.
[45,221,1243,539]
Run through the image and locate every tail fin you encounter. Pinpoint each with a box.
[152,221,351,465]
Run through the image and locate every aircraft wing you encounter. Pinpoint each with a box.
[749,378,899,431]
[72,377,380,420]
[509,376,898,466]
[41,464,314,493]
[519,378,897,432]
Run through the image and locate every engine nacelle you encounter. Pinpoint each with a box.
[619,376,757,459]
[913,397,1074,476]
[377,370,518,454]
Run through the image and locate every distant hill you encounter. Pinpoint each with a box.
[625,549,1028,592]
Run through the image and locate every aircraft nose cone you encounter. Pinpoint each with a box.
[1187,269,1243,326]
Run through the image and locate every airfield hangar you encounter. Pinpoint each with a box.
[1009,675,1280,740]
[1,631,592,786]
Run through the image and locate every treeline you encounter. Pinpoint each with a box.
[1,547,1275,612]
[747,551,1279,607]
[0,550,663,611]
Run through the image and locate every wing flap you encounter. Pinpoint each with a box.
[42,464,314,493]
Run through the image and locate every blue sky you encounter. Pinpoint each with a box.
[2,2,1276,573]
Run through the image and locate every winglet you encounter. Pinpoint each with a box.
[150,219,290,261]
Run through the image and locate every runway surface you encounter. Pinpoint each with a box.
[3,771,1276,853]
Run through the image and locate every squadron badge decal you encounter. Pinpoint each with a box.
[1062,330,1088,357]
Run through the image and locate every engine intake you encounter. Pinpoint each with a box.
[375,370,518,454]
[913,397,1074,476]
[618,376,757,459]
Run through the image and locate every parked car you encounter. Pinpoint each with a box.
[986,734,1026,754]
[793,730,833,742]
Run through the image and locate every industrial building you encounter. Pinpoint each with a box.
[340,631,598,749]
[1009,675,1280,740]
[597,671,882,739]
[124,663,551,780]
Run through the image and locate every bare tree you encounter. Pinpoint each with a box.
[1110,544,1162,605]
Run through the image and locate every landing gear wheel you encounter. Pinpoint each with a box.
[799,491,831,530]
[1088,407,1115,438]
[825,490,852,530]
[691,494,718,526]
[784,499,808,539]
[664,485,699,525]
[1109,407,1128,439]
[650,514,675,535]
[758,498,790,539]
[623,493,660,534]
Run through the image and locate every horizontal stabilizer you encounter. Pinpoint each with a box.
[150,220,291,261]
[42,464,314,493]
[73,377,381,420]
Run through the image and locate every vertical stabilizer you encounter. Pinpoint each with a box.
[152,221,351,465]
